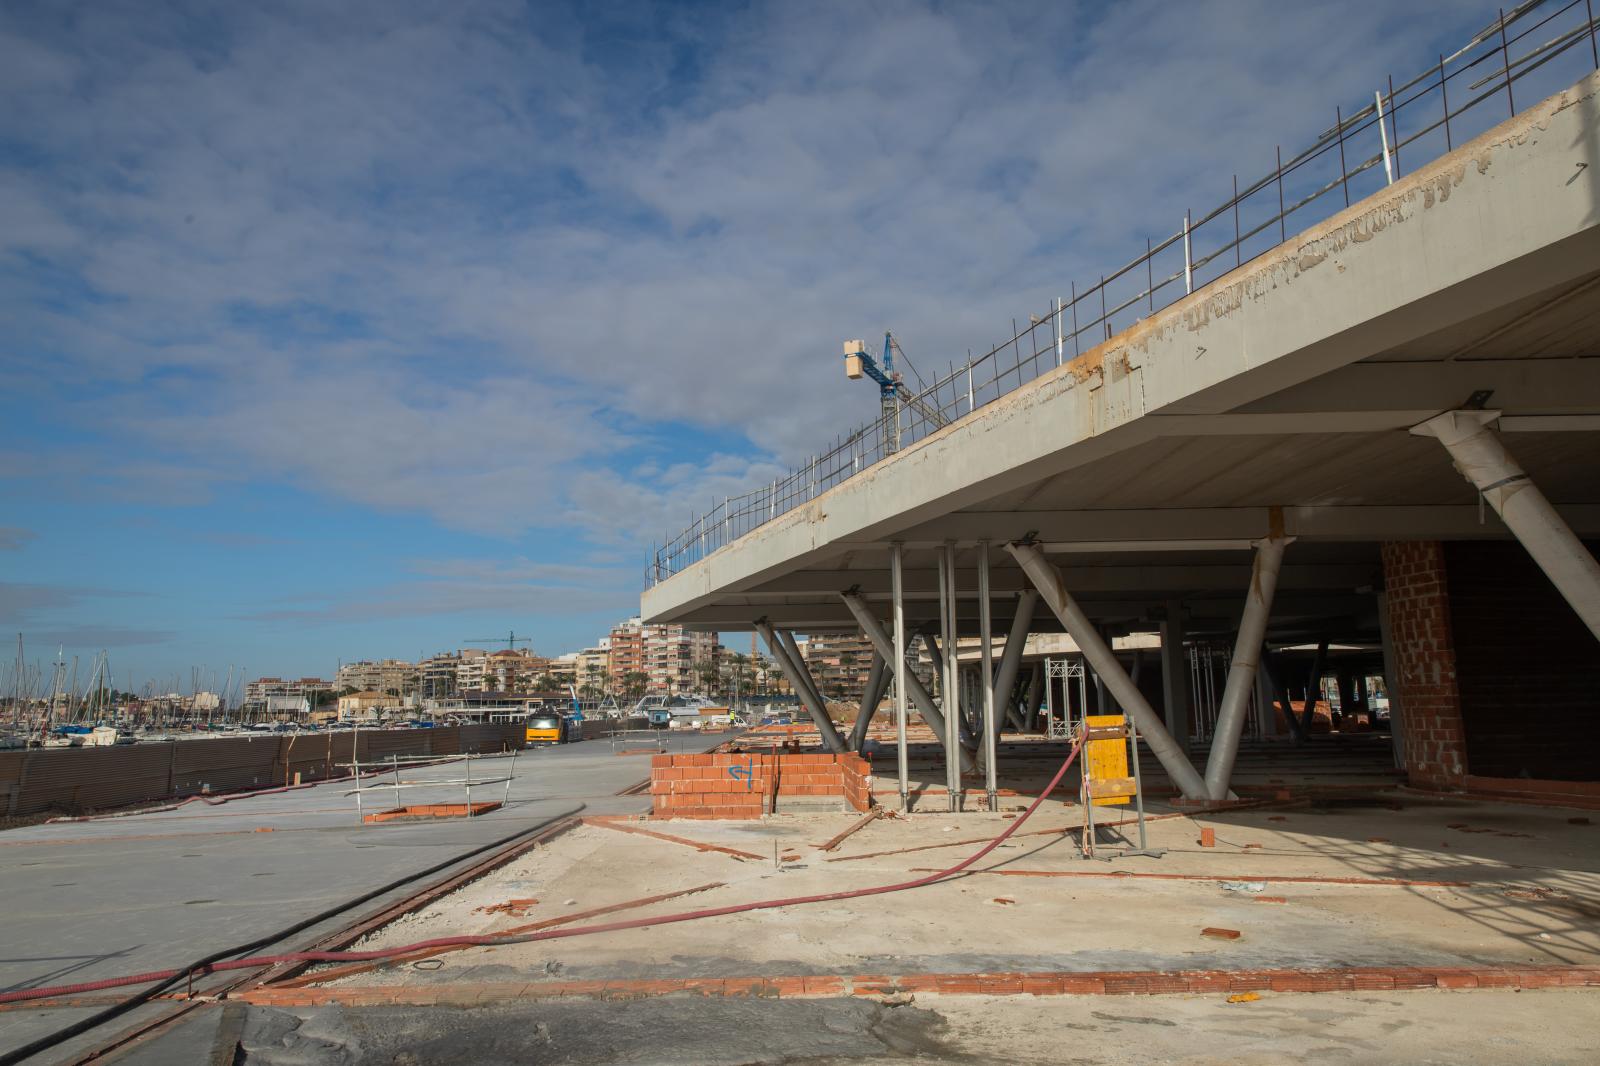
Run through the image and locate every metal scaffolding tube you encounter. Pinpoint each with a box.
[891,544,910,808]
[839,591,975,774]
[1007,541,1211,800]
[849,651,887,752]
[1415,410,1600,641]
[990,590,1039,742]
[755,621,847,753]
[978,543,998,808]
[1203,536,1289,800]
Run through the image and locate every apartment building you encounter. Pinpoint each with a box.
[243,677,332,714]
[801,633,876,699]
[606,617,719,696]
[334,658,418,696]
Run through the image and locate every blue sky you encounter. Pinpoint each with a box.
[1,0,1500,691]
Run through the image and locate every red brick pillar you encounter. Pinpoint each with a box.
[1380,541,1468,788]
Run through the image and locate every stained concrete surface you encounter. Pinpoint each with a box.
[322,795,1600,990]
[214,990,1600,1065]
[0,731,727,1063]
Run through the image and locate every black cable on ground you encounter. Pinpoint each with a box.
[0,804,585,1066]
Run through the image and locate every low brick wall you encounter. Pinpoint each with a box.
[650,752,872,819]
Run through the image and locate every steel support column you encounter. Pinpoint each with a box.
[1160,600,1190,750]
[1415,410,1600,640]
[755,621,847,753]
[891,544,910,808]
[939,544,962,810]
[991,590,1039,742]
[978,543,998,809]
[1203,536,1288,800]
[849,651,887,752]
[1007,541,1211,800]
[840,591,976,774]
[778,628,831,732]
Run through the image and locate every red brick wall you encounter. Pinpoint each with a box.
[650,752,872,819]
[1381,541,1467,788]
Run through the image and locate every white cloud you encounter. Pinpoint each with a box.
[2,0,1502,556]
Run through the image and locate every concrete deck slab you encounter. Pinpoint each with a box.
[0,731,726,1062]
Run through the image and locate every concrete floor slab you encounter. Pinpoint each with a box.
[0,732,725,1062]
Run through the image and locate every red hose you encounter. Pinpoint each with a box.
[2,740,1083,1005]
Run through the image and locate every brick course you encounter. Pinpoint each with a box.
[649,752,873,819]
[1381,541,1468,788]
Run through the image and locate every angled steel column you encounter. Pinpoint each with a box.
[840,591,975,774]
[1160,599,1190,751]
[1414,410,1600,640]
[978,542,998,809]
[922,624,945,682]
[1203,535,1289,800]
[1301,639,1328,737]
[1008,541,1210,800]
[755,621,847,753]
[891,544,910,808]
[991,590,1039,741]
[939,543,961,810]
[778,628,830,724]
[1023,662,1044,731]
[848,650,887,752]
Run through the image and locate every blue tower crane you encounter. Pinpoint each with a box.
[843,332,948,454]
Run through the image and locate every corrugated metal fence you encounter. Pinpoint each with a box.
[0,723,523,817]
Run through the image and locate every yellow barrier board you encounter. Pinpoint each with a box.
[1083,714,1132,807]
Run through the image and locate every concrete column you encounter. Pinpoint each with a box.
[1204,536,1288,800]
[891,543,910,808]
[839,592,976,774]
[848,651,887,752]
[1159,600,1190,750]
[991,590,1039,742]
[1415,410,1600,641]
[1008,541,1211,800]
[755,621,847,753]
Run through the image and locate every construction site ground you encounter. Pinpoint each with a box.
[12,732,1600,1063]
[223,736,1600,1065]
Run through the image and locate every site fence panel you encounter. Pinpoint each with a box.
[9,744,175,816]
[2,725,529,817]
[171,736,283,795]
[0,751,25,815]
